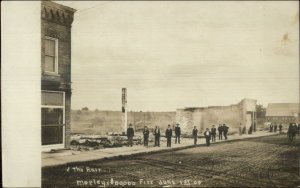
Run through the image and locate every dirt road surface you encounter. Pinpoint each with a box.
[43,134,300,187]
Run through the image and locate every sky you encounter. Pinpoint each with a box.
[58,1,299,111]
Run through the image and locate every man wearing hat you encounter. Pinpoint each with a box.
[223,124,229,140]
[175,123,181,144]
[211,125,217,143]
[127,124,134,147]
[192,126,198,145]
[165,124,173,147]
[218,124,223,140]
[154,126,161,147]
[143,126,149,147]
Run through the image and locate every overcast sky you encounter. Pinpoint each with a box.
[58,1,299,111]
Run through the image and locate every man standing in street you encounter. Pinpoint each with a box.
[223,124,229,140]
[204,128,211,146]
[192,126,198,145]
[175,124,181,144]
[165,124,173,147]
[270,123,273,132]
[143,126,149,147]
[239,124,243,136]
[243,126,246,134]
[154,126,161,147]
[211,125,217,143]
[274,122,277,133]
[127,124,134,147]
[279,124,283,134]
[218,124,223,140]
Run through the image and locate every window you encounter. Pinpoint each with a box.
[41,91,64,145]
[44,37,58,74]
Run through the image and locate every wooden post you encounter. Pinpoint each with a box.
[122,88,127,133]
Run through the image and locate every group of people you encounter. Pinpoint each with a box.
[127,122,300,146]
[202,124,229,146]
[127,123,230,148]
[269,122,283,133]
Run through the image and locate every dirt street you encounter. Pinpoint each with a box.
[43,135,300,187]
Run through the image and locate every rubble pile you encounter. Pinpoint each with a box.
[70,134,143,151]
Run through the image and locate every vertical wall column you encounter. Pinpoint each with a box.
[65,91,71,148]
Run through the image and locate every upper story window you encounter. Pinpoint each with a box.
[44,36,58,74]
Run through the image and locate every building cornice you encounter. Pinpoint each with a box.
[42,1,76,27]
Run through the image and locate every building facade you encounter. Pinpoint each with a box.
[266,103,299,125]
[176,99,257,133]
[41,1,76,151]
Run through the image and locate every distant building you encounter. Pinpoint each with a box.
[41,1,76,151]
[266,103,299,124]
[176,99,257,133]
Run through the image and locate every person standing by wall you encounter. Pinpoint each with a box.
[175,124,181,144]
[153,126,161,147]
[223,124,229,140]
[218,124,223,140]
[192,126,198,145]
[239,124,243,136]
[143,126,149,147]
[211,125,217,143]
[127,124,134,147]
[243,126,246,134]
[165,125,173,147]
[248,124,253,134]
[204,128,211,146]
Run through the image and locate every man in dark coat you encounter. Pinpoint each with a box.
[223,124,229,140]
[143,126,149,147]
[175,124,181,144]
[243,126,246,134]
[153,126,161,147]
[211,125,217,143]
[204,128,211,146]
[298,124,300,135]
[279,124,283,134]
[192,126,198,145]
[127,124,134,147]
[248,125,253,134]
[274,122,277,133]
[218,124,223,140]
[293,123,298,137]
[270,123,273,132]
[165,124,173,147]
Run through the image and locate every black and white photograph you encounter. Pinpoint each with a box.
[2,1,300,187]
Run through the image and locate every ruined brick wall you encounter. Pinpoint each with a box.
[202,105,243,132]
[191,109,204,131]
[176,99,257,133]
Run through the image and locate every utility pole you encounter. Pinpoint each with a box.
[144,113,145,127]
[122,88,127,134]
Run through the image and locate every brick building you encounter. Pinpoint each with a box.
[176,99,257,133]
[41,1,76,151]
